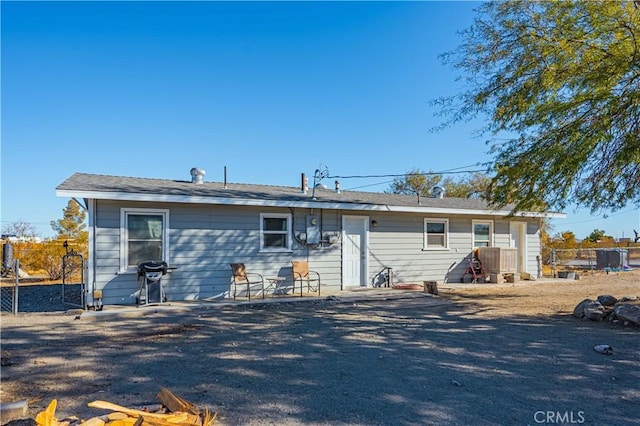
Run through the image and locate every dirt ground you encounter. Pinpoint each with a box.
[1,270,639,426]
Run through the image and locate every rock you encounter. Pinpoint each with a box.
[614,304,640,326]
[594,344,613,355]
[573,299,595,318]
[573,299,605,321]
[597,295,618,307]
[573,299,604,320]
[584,303,605,321]
[602,306,615,320]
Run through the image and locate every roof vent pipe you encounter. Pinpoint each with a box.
[190,168,206,184]
[335,180,341,194]
[432,185,445,198]
[301,173,308,194]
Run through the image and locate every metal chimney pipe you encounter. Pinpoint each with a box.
[190,168,206,184]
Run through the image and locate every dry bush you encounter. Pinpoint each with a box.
[10,240,87,280]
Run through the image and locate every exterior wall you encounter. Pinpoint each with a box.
[526,220,542,276]
[91,200,542,305]
[93,200,343,305]
[494,219,511,247]
[366,214,532,284]
[367,212,469,285]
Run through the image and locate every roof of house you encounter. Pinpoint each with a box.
[56,172,564,218]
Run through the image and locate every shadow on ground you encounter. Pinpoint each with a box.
[1,296,639,425]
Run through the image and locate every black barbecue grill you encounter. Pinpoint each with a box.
[136,260,169,305]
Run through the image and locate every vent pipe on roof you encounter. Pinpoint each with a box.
[301,173,308,194]
[190,168,206,184]
[335,180,341,194]
[224,166,228,189]
[432,185,445,198]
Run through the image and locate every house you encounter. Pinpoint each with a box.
[56,170,565,307]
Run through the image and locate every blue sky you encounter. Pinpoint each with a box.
[2,1,638,240]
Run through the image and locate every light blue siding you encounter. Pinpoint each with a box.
[91,200,541,305]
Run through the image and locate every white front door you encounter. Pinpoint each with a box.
[510,222,527,272]
[342,216,369,288]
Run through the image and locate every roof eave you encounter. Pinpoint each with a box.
[57,189,565,218]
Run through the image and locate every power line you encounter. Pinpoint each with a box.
[326,163,489,190]
[344,179,396,191]
[329,169,486,180]
[438,163,487,172]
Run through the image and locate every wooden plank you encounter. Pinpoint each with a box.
[82,417,106,426]
[156,388,200,415]
[87,401,186,421]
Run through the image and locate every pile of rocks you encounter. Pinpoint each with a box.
[573,295,640,325]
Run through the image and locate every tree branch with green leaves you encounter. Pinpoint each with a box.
[434,0,640,214]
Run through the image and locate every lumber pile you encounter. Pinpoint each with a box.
[33,388,216,426]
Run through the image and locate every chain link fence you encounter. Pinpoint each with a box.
[1,241,87,313]
[1,260,19,314]
[548,247,640,278]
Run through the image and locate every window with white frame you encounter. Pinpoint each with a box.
[424,218,449,249]
[260,213,292,251]
[472,220,493,248]
[120,209,169,270]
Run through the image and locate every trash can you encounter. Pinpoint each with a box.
[596,250,628,269]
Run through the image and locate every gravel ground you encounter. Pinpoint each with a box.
[1,272,639,426]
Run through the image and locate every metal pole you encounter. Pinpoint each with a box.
[84,259,88,310]
[13,259,19,314]
[551,249,557,278]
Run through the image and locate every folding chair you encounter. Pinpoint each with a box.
[230,263,265,300]
[291,260,321,297]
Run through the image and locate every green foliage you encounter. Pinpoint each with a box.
[387,168,442,196]
[435,0,640,213]
[584,228,614,243]
[51,199,87,244]
[388,169,491,199]
[442,173,491,199]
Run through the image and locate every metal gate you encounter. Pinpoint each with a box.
[62,251,85,309]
